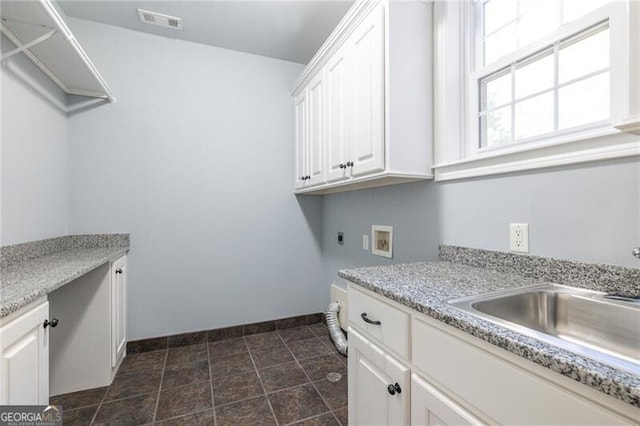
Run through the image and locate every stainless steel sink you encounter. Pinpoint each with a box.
[448,284,640,374]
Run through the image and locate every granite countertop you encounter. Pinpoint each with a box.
[0,235,129,318]
[339,260,640,408]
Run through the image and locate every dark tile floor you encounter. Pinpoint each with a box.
[51,323,348,425]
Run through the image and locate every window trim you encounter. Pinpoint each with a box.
[432,0,640,182]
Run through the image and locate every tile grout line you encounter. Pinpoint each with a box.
[206,339,218,426]
[97,390,160,405]
[283,410,338,426]
[299,326,346,425]
[210,372,346,410]
[246,333,283,425]
[151,349,168,424]
[155,407,213,425]
[282,326,342,424]
[88,381,111,425]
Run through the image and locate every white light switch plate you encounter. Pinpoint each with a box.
[362,234,369,250]
[510,223,529,253]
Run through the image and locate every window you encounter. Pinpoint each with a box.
[479,0,609,66]
[480,23,610,148]
[432,0,640,181]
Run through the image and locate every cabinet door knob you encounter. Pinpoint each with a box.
[361,312,381,325]
[387,383,401,395]
[115,269,123,274]
[346,161,354,167]
[43,318,59,329]
[339,163,346,169]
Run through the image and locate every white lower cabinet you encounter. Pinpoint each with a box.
[412,316,634,425]
[0,256,128,402]
[411,374,483,426]
[0,299,50,405]
[348,327,410,425]
[111,256,127,368]
[49,257,127,396]
[347,283,639,426]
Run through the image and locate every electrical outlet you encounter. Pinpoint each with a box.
[510,223,529,253]
[362,234,369,250]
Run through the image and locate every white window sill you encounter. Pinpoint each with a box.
[433,127,640,182]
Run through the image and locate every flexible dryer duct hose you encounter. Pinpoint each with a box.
[326,301,348,356]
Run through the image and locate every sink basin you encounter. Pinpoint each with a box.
[448,284,640,374]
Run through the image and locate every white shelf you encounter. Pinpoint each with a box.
[1,0,115,102]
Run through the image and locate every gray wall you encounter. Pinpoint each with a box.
[65,18,323,340]
[1,36,68,245]
[323,158,640,293]
[321,182,440,305]
[436,159,640,267]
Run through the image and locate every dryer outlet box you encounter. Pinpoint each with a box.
[330,284,348,330]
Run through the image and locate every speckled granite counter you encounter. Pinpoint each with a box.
[339,251,640,408]
[0,234,129,318]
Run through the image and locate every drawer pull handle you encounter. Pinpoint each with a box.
[115,269,123,274]
[361,312,381,325]
[387,383,401,395]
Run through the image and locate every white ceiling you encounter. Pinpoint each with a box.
[57,1,353,64]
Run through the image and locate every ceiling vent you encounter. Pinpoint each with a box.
[137,9,183,30]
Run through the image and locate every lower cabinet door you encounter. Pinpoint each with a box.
[411,374,484,426]
[0,301,49,405]
[348,326,409,425]
[111,256,127,368]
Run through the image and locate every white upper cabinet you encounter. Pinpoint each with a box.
[291,0,433,194]
[296,66,329,188]
[294,90,309,189]
[325,45,350,183]
[307,72,326,186]
[348,4,385,177]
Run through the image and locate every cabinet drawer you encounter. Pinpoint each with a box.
[412,317,630,425]
[348,286,409,359]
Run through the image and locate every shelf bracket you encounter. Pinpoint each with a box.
[1,27,57,61]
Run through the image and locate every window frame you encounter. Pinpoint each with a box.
[432,0,640,182]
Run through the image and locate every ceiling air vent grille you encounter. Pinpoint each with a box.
[137,9,183,30]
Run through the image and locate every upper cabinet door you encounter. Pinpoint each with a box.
[349,4,385,177]
[307,72,326,186]
[325,46,350,182]
[292,0,432,194]
[294,90,309,189]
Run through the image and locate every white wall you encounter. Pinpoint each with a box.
[65,18,323,340]
[1,36,68,245]
[322,158,640,292]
